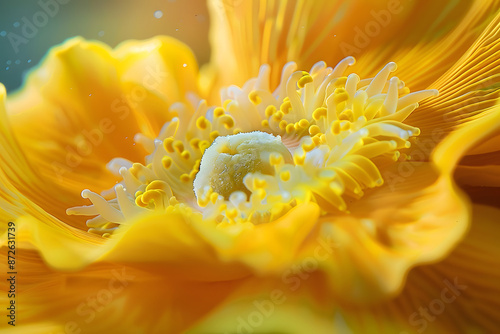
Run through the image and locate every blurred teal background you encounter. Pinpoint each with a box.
[0,0,210,93]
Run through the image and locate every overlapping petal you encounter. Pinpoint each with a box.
[1,0,500,333]
[205,0,500,100]
[3,37,199,229]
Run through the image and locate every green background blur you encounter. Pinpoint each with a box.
[0,0,210,93]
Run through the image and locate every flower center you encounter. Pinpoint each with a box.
[193,132,293,200]
[67,57,438,234]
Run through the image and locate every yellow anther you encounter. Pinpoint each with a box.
[213,107,225,118]
[265,105,277,118]
[312,107,327,120]
[334,88,349,104]
[334,77,347,88]
[142,190,165,206]
[193,159,201,171]
[164,137,175,153]
[218,203,228,212]
[320,134,326,143]
[298,119,309,128]
[331,120,341,135]
[219,115,235,129]
[286,123,295,134]
[130,163,147,179]
[341,122,351,131]
[226,208,238,220]
[162,156,172,169]
[233,128,242,134]
[169,196,179,206]
[146,180,167,191]
[249,91,262,105]
[273,110,284,122]
[210,131,220,141]
[309,125,321,136]
[279,120,288,130]
[181,150,191,160]
[210,192,219,204]
[173,140,184,153]
[190,138,200,149]
[302,141,316,152]
[298,73,313,88]
[280,171,291,182]
[253,178,268,189]
[196,116,210,130]
[312,134,322,146]
[180,174,191,183]
[261,119,269,127]
[293,152,306,165]
[223,99,232,109]
[280,101,292,114]
[134,190,143,198]
[255,188,266,200]
[197,197,208,207]
[135,196,148,208]
[269,152,284,166]
[338,109,353,121]
[219,144,233,155]
[189,169,198,179]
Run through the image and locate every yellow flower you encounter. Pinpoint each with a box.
[1,1,500,333]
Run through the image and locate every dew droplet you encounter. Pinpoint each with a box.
[13,22,20,28]
[6,60,11,65]
[27,59,32,63]
[182,63,187,68]
[154,10,163,19]
[98,30,105,37]
[5,67,9,70]
[0,31,6,37]
[14,60,20,65]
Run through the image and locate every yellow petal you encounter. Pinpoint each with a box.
[434,105,500,208]
[314,161,469,303]
[407,11,500,155]
[15,203,319,281]
[1,249,240,333]
[355,0,500,88]
[3,36,200,228]
[0,84,87,230]
[433,106,500,174]
[191,203,500,334]
[344,203,500,333]
[187,276,337,334]
[114,36,200,138]
[204,0,499,101]
[197,202,321,274]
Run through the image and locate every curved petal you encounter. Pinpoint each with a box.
[301,162,470,304]
[188,203,500,333]
[0,248,241,334]
[114,36,200,138]
[3,36,199,228]
[11,203,319,282]
[432,105,500,208]
[407,12,500,156]
[336,203,500,333]
[205,0,500,102]
[0,83,91,230]
[186,275,338,334]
